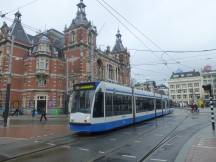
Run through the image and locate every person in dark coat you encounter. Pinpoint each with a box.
[40,108,47,121]
[32,108,36,117]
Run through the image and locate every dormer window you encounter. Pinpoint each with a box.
[37,58,49,70]
[38,43,50,53]
[38,77,47,87]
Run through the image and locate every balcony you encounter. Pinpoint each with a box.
[36,69,49,77]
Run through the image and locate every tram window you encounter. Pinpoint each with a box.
[156,99,162,109]
[147,98,154,111]
[106,93,132,117]
[113,94,122,115]
[136,97,154,113]
[163,101,166,109]
[105,93,113,116]
[93,92,104,118]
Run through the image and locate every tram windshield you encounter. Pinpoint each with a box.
[71,90,94,113]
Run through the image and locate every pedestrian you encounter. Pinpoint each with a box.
[12,108,19,116]
[32,108,36,117]
[40,108,47,122]
[191,102,195,113]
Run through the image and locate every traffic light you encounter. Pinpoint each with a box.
[202,84,212,97]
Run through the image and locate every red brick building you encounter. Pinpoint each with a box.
[0,0,131,114]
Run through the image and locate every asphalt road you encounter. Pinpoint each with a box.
[0,109,210,162]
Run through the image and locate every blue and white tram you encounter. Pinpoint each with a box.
[69,81,174,133]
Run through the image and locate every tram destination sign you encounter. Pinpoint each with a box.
[74,83,97,91]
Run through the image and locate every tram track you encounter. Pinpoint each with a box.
[0,134,78,162]
[88,114,189,162]
[0,115,175,162]
[90,113,209,162]
[1,112,208,162]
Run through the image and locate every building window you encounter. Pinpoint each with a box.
[189,94,193,99]
[188,83,193,88]
[182,89,187,93]
[189,89,193,93]
[170,90,175,94]
[194,83,199,87]
[172,95,175,99]
[170,85,174,89]
[177,95,181,99]
[37,58,49,70]
[182,84,187,88]
[72,31,76,43]
[194,88,199,93]
[88,33,92,45]
[177,90,181,93]
[38,78,47,87]
[176,85,180,89]
[183,95,187,99]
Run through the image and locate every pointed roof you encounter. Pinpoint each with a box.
[69,0,90,29]
[112,29,126,53]
[10,11,30,44]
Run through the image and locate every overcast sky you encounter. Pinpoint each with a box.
[1,0,216,84]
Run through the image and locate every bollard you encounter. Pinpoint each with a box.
[210,97,215,130]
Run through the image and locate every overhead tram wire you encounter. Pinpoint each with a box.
[128,48,216,53]
[96,0,164,63]
[99,0,176,65]
[3,16,40,34]
[1,0,40,18]
[99,0,199,70]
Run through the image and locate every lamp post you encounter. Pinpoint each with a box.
[3,34,14,127]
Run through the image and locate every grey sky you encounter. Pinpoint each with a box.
[1,0,216,84]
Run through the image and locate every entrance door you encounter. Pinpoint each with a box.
[37,100,46,114]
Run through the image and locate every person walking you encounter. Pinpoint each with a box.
[12,107,19,116]
[32,108,36,117]
[40,108,47,122]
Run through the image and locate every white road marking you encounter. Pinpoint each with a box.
[98,151,105,154]
[164,143,172,146]
[61,145,71,149]
[37,136,41,138]
[44,134,47,137]
[154,134,163,137]
[121,154,136,159]
[47,143,56,146]
[34,140,40,143]
[79,147,89,151]
[193,145,216,149]
[134,140,142,143]
[150,158,167,162]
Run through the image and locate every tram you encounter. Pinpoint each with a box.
[69,81,174,133]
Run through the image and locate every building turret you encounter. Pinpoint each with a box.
[10,11,30,44]
[112,29,126,53]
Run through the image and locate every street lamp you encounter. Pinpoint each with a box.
[3,34,14,127]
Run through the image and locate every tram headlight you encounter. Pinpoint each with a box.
[84,116,90,123]
[70,116,74,122]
